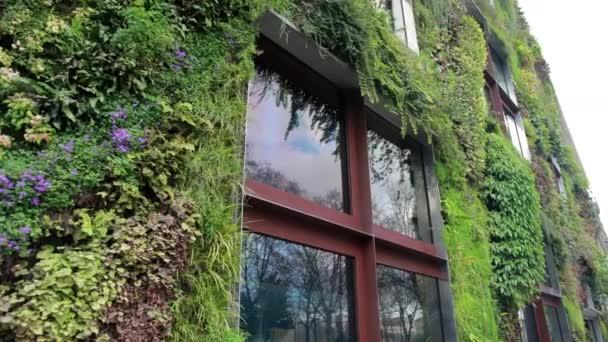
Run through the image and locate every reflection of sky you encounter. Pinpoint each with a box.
[246,76,343,201]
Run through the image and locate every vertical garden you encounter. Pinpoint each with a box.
[0,0,606,341]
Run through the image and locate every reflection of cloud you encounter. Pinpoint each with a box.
[246,74,343,202]
[288,133,321,155]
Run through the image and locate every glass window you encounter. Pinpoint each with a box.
[240,234,356,342]
[505,112,525,158]
[543,306,564,342]
[484,86,494,117]
[376,265,441,341]
[379,0,419,53]
[367,131,419,238]
[490,48,516,101]
[246,69,348,212]
[586,320,599,342]
[557,176,566,196]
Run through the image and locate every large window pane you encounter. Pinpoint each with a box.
[246,69,347,212]
[240,234,356,342]
[505,113,524,157]
[543,306,564,342]
[376,265,442,341]
[367,131,418,238]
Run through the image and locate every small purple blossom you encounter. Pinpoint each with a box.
[3,200,14,208]
[7,240,20,251]
[16,181,26,188]
[109,106,127,121]
[33,175,51,193]
[18,191,26,199]
[31,197,40,205]
[116,145,130,153]
[19,226,31,235]
[112,128,130,144]
[0,234,6,245]
[137,137,148,148]
[171,63,182,71]
[0,173,14,189]
[111,128,131,153]
[175,50,187,59]
[70,168,78,176]
[61,139,75,153]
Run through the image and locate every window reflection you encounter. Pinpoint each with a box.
[377,265,440,341]
[543,306,564,342]
[367,131,418,238]
[240,234,356,342]
[246,69,347,212]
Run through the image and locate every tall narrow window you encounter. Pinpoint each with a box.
[550,157,566,196]
[376,265,441,341]
[490,47,516,101]
[376,0,419,53]
[367,130,418,238]
[504,110,531,160]
[240,234,356,342]
[543,306,565,342]
[246,68,348,212]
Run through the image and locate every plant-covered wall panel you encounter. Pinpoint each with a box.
[0,0,606,341]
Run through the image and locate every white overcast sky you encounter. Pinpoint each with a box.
[518,0,608,231]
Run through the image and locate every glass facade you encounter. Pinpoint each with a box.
[376,265,441,341]
[367,131,418,238]
[246,69,347,212]
[543,306,564,342]
[240,234,356,342]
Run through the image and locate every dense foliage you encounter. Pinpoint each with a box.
[0,0,606,341]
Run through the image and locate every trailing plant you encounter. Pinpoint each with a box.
[482,133,545,308]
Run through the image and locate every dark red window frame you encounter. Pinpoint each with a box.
[242,27,456,341]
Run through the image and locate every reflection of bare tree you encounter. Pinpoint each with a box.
[377,266,427,342]
[240,234,355,342]
[246,159,343,212]
[247,160,305,196]
[368,131,418,237]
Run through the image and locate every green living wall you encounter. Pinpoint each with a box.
[0,0,606,341]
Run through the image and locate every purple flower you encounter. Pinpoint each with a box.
[0,174,14,189]
[7,240,20,251]
[112,128,130,144]
[16,181,26,188]
[171,64,182,71]
[61,139,75,153]
[33,175,51,193]
[137,137,148,147]
[175,50,187,59]
[70,168,78,176]
[0,234,6,245]
[37,151,49,158]
[31,197,40,205]
[116,145,130,153]
[109,106,127,121]
[19,226,31,235]
[3,200,14,208]
[18,191,26,199]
